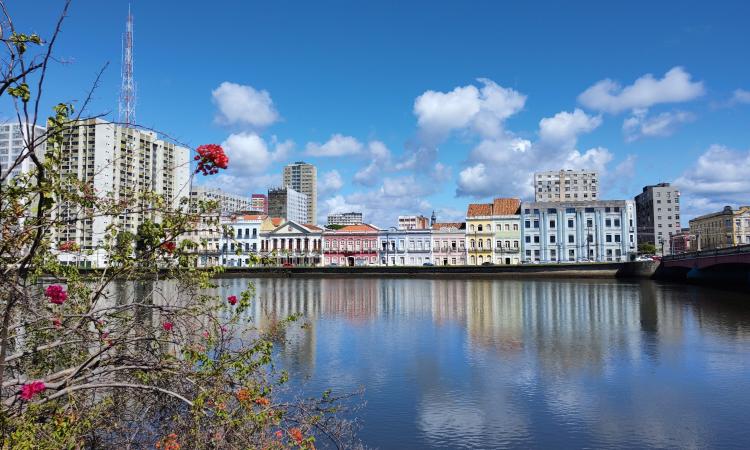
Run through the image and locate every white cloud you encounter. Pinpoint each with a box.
[354,141,392,186]
[221,132,289,175]
[413,78,526,143]
[673,144,750,217]
[199,173,280,197]
[538,108,602,148]
[622,110,695,141]
[305,134,363,157]
[730,88,750,105]
[212,82,279,128]
[319,170,344,195]
[578,67,705,114]
[456,108,631,199]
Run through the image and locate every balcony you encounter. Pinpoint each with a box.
[494,247,520,253]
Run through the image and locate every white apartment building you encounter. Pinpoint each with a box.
[327,212,363,226]
[283,161,317,224]
[55,119,190,267]
[190,186,254,215]
[0,123,46,181]
[378,229,432,266]
[520,200,637,263]
[535,169,599,202]
[397,215,430,230]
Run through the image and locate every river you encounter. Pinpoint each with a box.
[213,277,750,449]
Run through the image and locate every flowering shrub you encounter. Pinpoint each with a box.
[45,284,68,305]
[19,381,46,401]
[227,295,238,305]
[193,144,228,175]
[58,240,79,252]
[161,241,176,253]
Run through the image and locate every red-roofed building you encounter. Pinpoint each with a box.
[322,224,381,266]
[466,198,521,265]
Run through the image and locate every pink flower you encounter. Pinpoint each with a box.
[227,295,237,305]
[52,317,62,328]
[20,381,46,400]
[202,330,209,339]
[163,322,173,331]
[45,285,68,305]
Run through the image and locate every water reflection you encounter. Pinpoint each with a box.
[209,277,750,449]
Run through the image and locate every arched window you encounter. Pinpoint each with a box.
[478,224,483,232]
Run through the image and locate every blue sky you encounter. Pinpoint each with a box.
[6,0,750,225]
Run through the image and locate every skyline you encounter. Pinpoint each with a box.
[4,0,750,226]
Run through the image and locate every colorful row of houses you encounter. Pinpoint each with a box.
[188,197,638,267]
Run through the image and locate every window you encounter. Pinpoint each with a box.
[568,235,574,243]
[505,224,510,231]
[525,236,531,243]
[606,234,612,243]
[550,235,556,243]
[478,225,483,232]
[549,220,556,228]
[568,219,574,228]
[605,219,611,227]
[513,224,518,231]
[533,220,539,228]
[470,225,475,232]
[587,219,593,228]
[615,234,621,243]
[614,219,620,227]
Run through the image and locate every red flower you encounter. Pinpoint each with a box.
[289,428,304,444]
[20,381,46,400]
[58,241,78,252]
[254,397,270,406]
[194,144,229,176]
[163,322,173,331]
[161,241,176,253]
[275,430,283,439]
[227,295,237,305]
[52,317,62,328]
[45,285,68,305]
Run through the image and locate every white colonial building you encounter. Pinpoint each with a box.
[520,200,637,263]
[219,214,265,267]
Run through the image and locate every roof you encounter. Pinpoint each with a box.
[432,222,466,230]
[467,203,492,217]
[492,198,521,215]
[232,214,266,221]
[303,223,323,231]
[466,198,520,217]
[269,217,284,226]
[329,224,380,233]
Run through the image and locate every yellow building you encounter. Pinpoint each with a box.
[689,205,750,250]
[466,198,521,265]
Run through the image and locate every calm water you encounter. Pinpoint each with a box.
[215,277,750,449]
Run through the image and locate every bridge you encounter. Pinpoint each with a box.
[659,244,750,286]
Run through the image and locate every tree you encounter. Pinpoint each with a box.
[638,243,657,255]
[0,2,358,447]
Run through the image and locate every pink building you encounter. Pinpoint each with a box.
[251,194,268,214]
[323,224,380,266]
[431,222,467,265]
[669,228,693,254]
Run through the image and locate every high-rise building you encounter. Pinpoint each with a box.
[268,186,308,223]
[634,183,681,255]
[327,212,363,226]
[251,193,268,214]
[398,215,430,230]
[55,119,190,267]
[520,200,637,263]
[534,169,599,202]
[190,186,255,215]
[0,123,46,181]
[283,161,317,224]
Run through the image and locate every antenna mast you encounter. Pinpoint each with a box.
[119,4,136,126]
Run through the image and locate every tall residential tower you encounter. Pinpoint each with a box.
[283,161,316,224]
[634,183,681,255]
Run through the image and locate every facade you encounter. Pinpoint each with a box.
[378,228,432,266]
[259,220,323,266]
[689,205,750,250]
[431,222,467,266]
[398,215,430,230]
[669,228,693,254]
[268,186,308,223]
[634,183,681,255]
[327,212,363,226]
[55,119,190,267]
[520,200,637,263]
[534,169,599,202]
[251,194,268,214]
[283,161,317,225]
[190,186,255,215]
[0,123,46,181]
[219,214,265,267]
[322,224,380,266]
[466,198,521,266]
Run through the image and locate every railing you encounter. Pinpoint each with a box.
[494,247,520,253]
[663,243,750,261]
